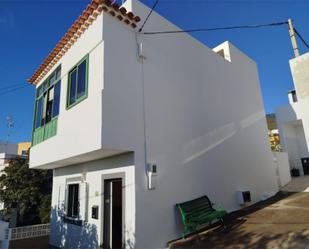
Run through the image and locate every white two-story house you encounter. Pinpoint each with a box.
[28,0,278,248]
[276,52,309,175]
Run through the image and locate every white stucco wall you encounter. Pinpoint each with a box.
[31,0,279,248]
[102,1,278,247]
[276,52,309,163]
[290,52,309,100]
[29,14,107,169]
[50,153,135,248]
[276,56,309,164]
[273,152,291,187]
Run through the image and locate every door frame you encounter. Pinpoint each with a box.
[301,158,309,175]
[101,172,125,248]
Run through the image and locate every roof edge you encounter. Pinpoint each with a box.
[28,0,140,85]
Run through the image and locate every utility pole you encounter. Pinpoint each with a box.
[288,18,300,57]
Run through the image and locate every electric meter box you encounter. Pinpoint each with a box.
[92,205,99,219]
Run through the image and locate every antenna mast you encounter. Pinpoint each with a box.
[5,115,14,153]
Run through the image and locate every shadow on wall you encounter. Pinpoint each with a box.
[49,207,136,249]
[50,207,99,249]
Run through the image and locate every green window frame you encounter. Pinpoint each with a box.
[32,66,61,146]
[67,55,89,109]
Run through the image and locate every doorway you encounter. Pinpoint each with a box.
[103,178,123,249]
[301,158,309,175]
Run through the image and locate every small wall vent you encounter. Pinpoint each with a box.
[236,190,251,205]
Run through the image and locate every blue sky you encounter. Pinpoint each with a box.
[0,0,308,143]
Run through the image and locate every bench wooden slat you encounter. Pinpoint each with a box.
[183,202,213,212]
[182,201,212,210]
[176,195,227,238]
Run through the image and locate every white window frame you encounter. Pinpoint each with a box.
[63,177,88,222]
[66,182,80,220]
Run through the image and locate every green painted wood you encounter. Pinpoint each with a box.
[32,127,45,146]
[44,118,58,140]
[32,66,61,146]
[32,118,58,146]
[176,196,227,238]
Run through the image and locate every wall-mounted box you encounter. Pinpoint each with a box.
[148,164,157,175]
[92,205,99,219]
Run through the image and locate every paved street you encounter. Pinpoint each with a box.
[171,176,309,249]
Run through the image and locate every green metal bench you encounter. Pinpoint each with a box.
[176,195,227,238]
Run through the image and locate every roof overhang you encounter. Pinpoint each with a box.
[28,0,140,85]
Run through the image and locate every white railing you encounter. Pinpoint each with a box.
[6,223,50,240]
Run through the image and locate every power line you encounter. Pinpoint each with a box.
[293,28,309,49]
[0,86,28,97]
[0,84,24,91]
[139,0,160,33]
[141,21,289,35]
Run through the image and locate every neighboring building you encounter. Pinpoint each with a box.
[0,143,17,156]
[276,52,309,175]
[0,152,17,211]
[17,142,31,157]
[266,115,291,188]
[0,141,30,173]
[0,143,18,211]
[28,0,278,248]
[266,113,278,131]
[0,142,18,172]
[0,153,15,211]
[266,114,281,151]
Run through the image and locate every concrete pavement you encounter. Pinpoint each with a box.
[170,176,309,249]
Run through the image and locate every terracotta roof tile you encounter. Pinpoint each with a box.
[28,0,140,84]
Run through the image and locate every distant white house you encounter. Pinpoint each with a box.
[0,142,30,173]
[28,0,279,248]
[0,143,18,157]
[0,142,18,210]
[276,52,309,176]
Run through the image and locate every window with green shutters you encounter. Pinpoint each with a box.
[32,66,61,146]
[67,55,89,108]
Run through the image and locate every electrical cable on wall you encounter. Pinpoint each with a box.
[139,0,160,33]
